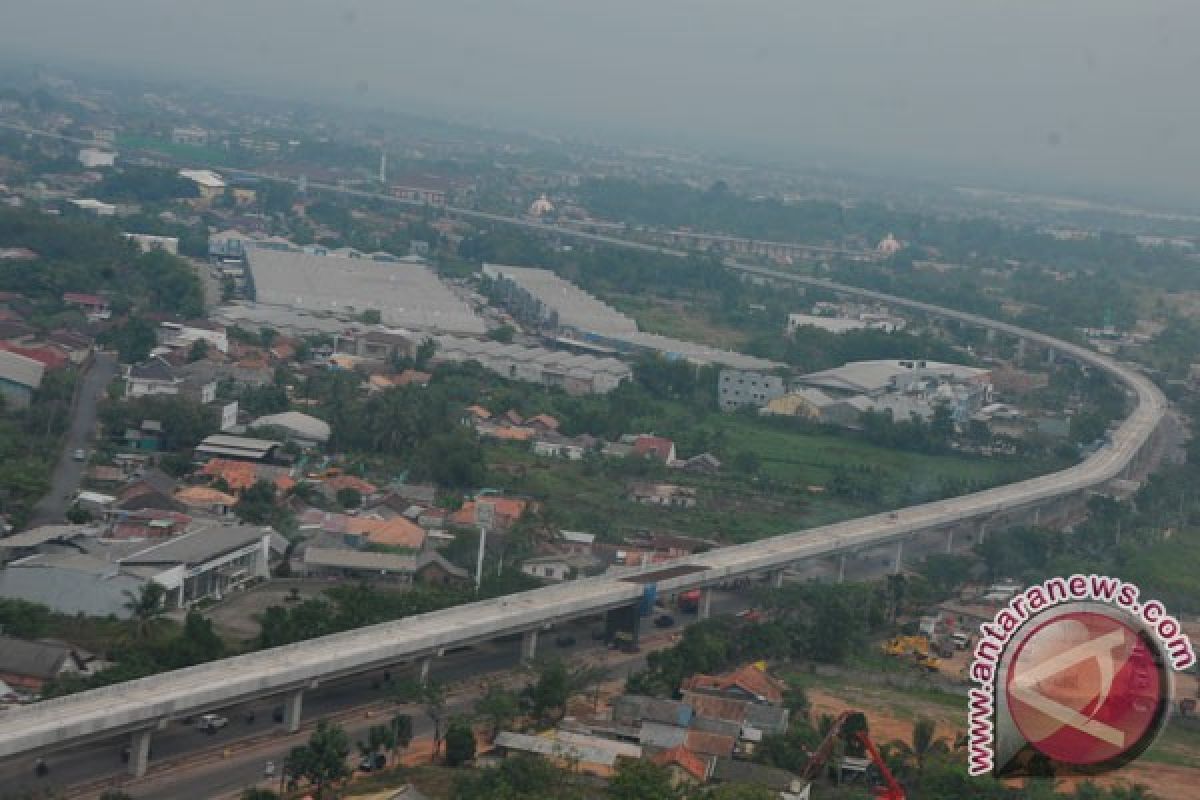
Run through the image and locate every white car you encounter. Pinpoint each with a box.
[72,448,86,461]
[196,713,228,732]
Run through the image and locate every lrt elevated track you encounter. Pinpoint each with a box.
[0,270,1166,769]
[0,122,1169,769]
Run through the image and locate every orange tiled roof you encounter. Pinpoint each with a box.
[683,692,747,724]
[465,404,492,419]
[487,426,534,442]
[325,475,378,496]
[175,486,238,507]
[682,663,784,706]
[450,497,529,527]
[526,414,559,430]
[651,746,709,782]
[274,475,296,493]
[346,516,426,549]
[199,459,258,491]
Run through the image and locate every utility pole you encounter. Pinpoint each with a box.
[475,525,488,593]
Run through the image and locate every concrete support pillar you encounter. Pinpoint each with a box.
[1032,507,1041,527]
[283,688,304,733]
[837,554,846,584]
[986,328,997,344]
[770,570,785,589]
[945,529,955,554]
[893,540,904,575]
[521,629,539,663]
[418,656,432,686]
[128,728,153,778]
[977,522,987,545]
[1016,338,1027,362]
[698,588,712,621]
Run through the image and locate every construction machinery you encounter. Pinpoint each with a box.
[882,635,943,673]
[799,710,905,799]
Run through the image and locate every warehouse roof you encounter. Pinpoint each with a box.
[250,411,331,443]
[483,263,638,334]
[120,523,268,567]
[798,359,988,395]
[247,249,484,334]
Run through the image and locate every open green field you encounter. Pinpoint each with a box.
[485,411,1051,544]
[607,291,752,351]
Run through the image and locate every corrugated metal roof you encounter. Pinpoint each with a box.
[0,349,44,389]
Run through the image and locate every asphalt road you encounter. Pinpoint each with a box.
[28,351,118,527]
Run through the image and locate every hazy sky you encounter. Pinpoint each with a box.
[3,1,1198,206]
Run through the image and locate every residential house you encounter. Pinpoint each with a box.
[710,759,803,795]
[449,496,530,531]
[322,475,379,504]
[628,483,697,509]
[612,695,694,728]
[46,329,93,364]
[302,548,466,585]
[0,349,44,408]
[681,664,786,706]
[175,486,238,515]
[109,509,192,540]
[0,637,96,694]
[178,169,226,203]
[519,552,603,582]
[124,233,179,255]
[651,746,712,786]
[125,357,179,398]
[633,435,676,464]
[62,292,110,319]
[489,731,622,778]
[159,320,229,354]
[124,419,163,451]
[333,329,416,362]
[682,453,721,474]
[115,469,184,513]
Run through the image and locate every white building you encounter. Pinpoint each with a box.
[434,336,631,395]
[124,233,180,255]
[159,320,229,354]
[68,198,116,217]
[78,148,116,169]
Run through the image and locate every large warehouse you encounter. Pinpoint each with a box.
[247,250,485,334]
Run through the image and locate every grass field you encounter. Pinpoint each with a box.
[484,410,1050,544]
[607,291,752,350]
[116,134,233,166]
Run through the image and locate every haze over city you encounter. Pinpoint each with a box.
[3,0,1200,207]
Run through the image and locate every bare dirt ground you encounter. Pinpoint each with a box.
[203,579,329,642]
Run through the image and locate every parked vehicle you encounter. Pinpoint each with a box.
[653,614,675,628]
[72,448,86,461]
[358,753,386,772]
[195,713,228,733]
[677,589,701,614]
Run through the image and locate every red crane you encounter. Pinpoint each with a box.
[798,710,906,800]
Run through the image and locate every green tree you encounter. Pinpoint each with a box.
[283,719,350,798]
[415,337,437,370]
[235,480,278,524]
[335,487,363,509]
[393,678,447,760]
[487,325,515,343]
[443,719,476,766]
[188,339,211,362]
[102,316,159,362]
[531,659,570,721]
[476,684,520,742]
[123,582,166,640]
[358,723,397,765]
[389,713,414,762]
[607,759,680,800]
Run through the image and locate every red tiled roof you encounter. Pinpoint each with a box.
[526,414,559,430]
[325,475,378,496]
[395,369,432,387]
[683,692,748,725]
[199,459,259,491]
[682,664,784,706]
[63,292,107,306]
[651,746,709,782]
[346,516,426,550]
[465,404,491,419]
[633,436,674,461]
[0,343,68,370]
[684,730,736,758]
[450,497,529,528]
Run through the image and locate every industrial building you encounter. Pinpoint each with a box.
[482,264,782,371]
[717,369,786,411]
[246,249,484,334]
[433,335,631,395]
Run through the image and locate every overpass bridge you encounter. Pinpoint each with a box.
[0,270,1166,777]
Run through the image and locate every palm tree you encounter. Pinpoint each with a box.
[123,582,167,640]
[887,716,949,778]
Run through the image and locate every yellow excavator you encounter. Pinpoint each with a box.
[881,635,941,673]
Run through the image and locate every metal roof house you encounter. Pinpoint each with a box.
[0,349,44,408]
